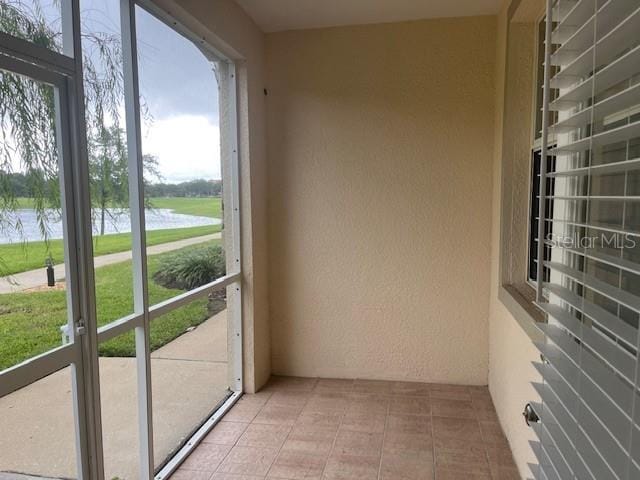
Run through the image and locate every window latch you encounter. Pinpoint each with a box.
[76,319,86,336]
[523,403,540,427]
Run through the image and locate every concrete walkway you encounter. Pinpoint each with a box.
[0,232,221,294]
[0,310,229,480]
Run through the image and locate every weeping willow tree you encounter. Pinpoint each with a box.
[0,0,157,273]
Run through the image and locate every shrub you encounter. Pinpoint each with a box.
[153,244,225,290]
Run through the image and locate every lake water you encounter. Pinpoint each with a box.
[0,208,221,244]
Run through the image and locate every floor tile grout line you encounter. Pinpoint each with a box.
[210,422,240,475]
[212,393,269,475]
[178,380,509,480]
[317,385,350,479]
[264,387,312,478]
[376,393,391,480]
[479,418,498,480]
[430,392,437,480]
[256,388,279,477]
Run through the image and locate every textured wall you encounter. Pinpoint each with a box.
[154,0,271,392]
[266,16,497,384]
[488,0,544,477]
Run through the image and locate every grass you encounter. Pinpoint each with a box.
[149,197,222,219]
[1,196,222,276]
[14,196,222,218]
[0,224,220,276]
[0,243,218,370]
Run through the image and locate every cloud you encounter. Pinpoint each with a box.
[141,114,221,183]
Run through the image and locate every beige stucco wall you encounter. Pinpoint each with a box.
[265,16,497,384]
[488,1,543,478]
[153,0,271,392]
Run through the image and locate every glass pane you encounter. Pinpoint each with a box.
[0,70,72,371]
[99,331,141,480]
[0,367,77,478]
[79,0,136,328]
[135,5,224,307]
[151,298,232,470]
[0,0,70,55]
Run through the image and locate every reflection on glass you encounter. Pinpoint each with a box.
[151,298,231,469]
[0,0,66,54]
[0,71,71,372]
[0,368,77,478]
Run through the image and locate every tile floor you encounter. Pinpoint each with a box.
[169,376,520,480]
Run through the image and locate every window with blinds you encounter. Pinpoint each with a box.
[531,1,640,479]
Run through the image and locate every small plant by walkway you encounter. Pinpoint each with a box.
[0,224,221,276]
[153,244,225,290]
[0,242,224,370]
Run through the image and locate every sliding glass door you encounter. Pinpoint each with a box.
[0,51,83,480]
[0,1,242,479]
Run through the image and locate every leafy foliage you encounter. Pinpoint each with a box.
[146,178,222,198]
[0,0,60,243]
[0,0,157,246]
[89,126,159,235]
[153,244,225,291]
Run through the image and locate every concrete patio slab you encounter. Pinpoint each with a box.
[0,311,229,480]
[0,474,59,480]
[151,309,227,363]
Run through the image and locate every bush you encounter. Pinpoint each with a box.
[153,244,225,290]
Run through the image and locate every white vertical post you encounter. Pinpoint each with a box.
[227,63,243,392]
[60,0,74,58]
[121,0,154,478]
[63,0,105,478]
[536,0,553,303]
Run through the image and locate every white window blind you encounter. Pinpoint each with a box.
[532,1,640,479]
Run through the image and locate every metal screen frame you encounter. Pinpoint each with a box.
[0,1,245,478]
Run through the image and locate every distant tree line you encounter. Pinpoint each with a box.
[0,171,39,198]
[146,179,222,198]
[3,171,222,199]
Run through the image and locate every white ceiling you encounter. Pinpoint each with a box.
[235,0,503,33]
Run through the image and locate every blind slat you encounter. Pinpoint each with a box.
[546,156,640,176]
[531,440,563,480]
[545,261,640,312]
[537,338,634,419]
[549,119,640,154]
[532,383,601,480]
[532,422,576,480]
[550,43,640,109]
[538,303,635,381]
[545,283,638,345]
[530,2,640,478]
[551,6,640,89]
[544,242,640,278]
[539,361,633,452]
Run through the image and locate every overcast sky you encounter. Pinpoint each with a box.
[25,0,222,183]
[99,1,222,183]
[137,9,221,183]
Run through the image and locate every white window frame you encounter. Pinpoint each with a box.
[0,1,245,478]
[527,12,557,289]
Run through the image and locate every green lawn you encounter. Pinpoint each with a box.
[149,196,222,219]
[1,196,223,276]
[0,224,220,276]
[0,243,218,370]
[14,196,222,218]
